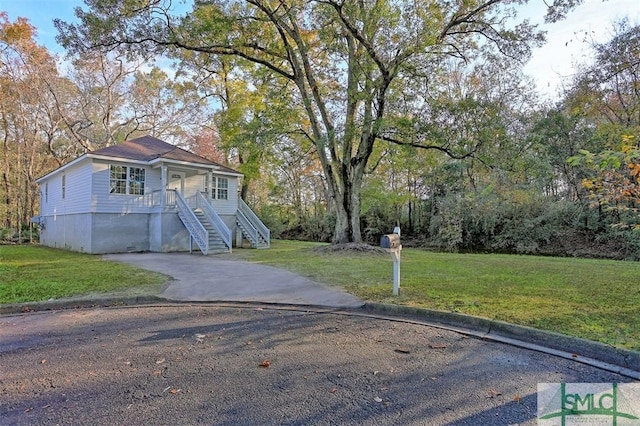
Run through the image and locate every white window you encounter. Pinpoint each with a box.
[129,167,145,195]
[212,177,228,200]
[110,165,145,195]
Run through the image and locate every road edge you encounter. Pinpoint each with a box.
[1,296,638,380]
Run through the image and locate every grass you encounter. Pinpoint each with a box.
[0,245,167,303]
[234,240,640,351]
[1,241,639,350]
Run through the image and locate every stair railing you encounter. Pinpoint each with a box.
[238,198,270,248]
[236,207,259,248]
[196,191,232,251]
[173,189,209,255]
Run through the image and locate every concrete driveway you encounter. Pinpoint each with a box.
[104,252,363,308]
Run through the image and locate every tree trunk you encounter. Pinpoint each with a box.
[330,158,365,244]
[2,114,11,229]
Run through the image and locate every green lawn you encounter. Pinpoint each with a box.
[235,240,640,351]
[2,241,639,350]
[0,245,167,303]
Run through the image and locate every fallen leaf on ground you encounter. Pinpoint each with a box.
[487,389,502,398]
[170,388,181,394]
[428,343,447,349]
[394,348,410,354]
[374,396,383,403]
[514,394,522,403]
[40,359,46,364]
[259,360,271,368]
[329,388,338,393]
[156,358,165,364]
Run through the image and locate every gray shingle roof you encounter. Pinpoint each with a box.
[90,136,240,174]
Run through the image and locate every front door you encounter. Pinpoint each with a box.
[168,171,185,196]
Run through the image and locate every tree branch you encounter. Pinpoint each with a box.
[379,134,479,160]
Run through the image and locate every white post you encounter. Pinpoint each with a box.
[392,249,400,296]
[381,226,402,296]
[160,165,167,208]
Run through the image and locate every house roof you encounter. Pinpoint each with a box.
[91,136,240,174]
[37,135,241,183]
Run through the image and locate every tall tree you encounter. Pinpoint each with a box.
[566,20,640,129]
[58,51,144,149]
[0,13,60,230]
[128,66,212,143]
[564,22,640,229]
[56,0,580,243]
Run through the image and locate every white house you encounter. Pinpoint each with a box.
[33,135,270,254]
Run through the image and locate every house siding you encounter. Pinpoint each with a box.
[183,173,205,198]
[40,160,92,216]
[38,160,93,252]
[91,160,161,214]
[210,174,238,216]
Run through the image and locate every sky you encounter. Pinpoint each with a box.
[1,0,639,100]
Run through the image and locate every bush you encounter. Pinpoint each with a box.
[421,188,640,259]
[0,226,39,244]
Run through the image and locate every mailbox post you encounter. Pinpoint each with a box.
[380,228,402,296]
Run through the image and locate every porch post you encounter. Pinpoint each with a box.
[160,164,167,208]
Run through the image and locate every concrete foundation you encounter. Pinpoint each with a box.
[39,211,239,254]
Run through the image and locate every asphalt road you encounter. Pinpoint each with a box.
[0,304,636,425]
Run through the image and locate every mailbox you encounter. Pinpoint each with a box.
[380,233,401,249]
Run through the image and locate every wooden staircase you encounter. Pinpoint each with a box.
[194,209,230,252]
[175,190,232,255]
[175,190,270,253]
[236,199,270,249]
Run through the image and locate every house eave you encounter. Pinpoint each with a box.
[87,153,152,166]
[150,158,243,176]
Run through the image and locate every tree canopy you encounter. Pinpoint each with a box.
[54,0,581,243]
[6,2,640,260]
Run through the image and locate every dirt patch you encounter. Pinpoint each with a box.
[312,242,388,255]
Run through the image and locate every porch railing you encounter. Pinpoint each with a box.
[173,189,209,255]
[238,198,270,248]
[151,190,176,208]
[194,191,232,251]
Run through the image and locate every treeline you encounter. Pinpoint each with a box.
[259,21,640,259]
[1,12,639,259]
